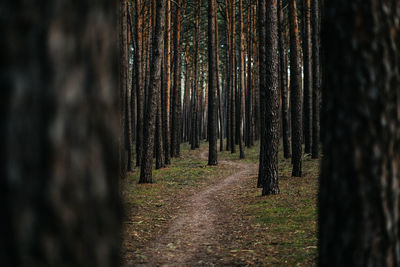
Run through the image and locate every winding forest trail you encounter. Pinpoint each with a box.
[140,149,257,266]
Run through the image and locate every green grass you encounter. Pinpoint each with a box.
[122,140,319,266]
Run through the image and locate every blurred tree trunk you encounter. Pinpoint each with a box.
[0,1,121,266]
[139,0,165,183]
[319,0,400,265]
[289,0,303,177]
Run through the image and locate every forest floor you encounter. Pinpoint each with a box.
[121,141,319,266]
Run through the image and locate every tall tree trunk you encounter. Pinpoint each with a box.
[258,0,280,195]
[289,0,303,177]
[311,0,320,159]
[208,0,218,165]
[238,0,245,159]
[278,0,291,159]
[246,0,253,148]
[216,15,224,152]
[162,0,171,165]
[225,0,232,152]
[171,0,182,158]
[302,0,312,154]
[140,0,165,183]
[135,0,144,167]
[319,0,400,265]
[0,1,121,265]
[257,0,266,188]
[230,0,236,153]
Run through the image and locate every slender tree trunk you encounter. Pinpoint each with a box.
[162,0,171,165]
[171,0,182,158]
[311,0,320,159]
[278,0,291,159]
[289,0,303,177]
[135,0,144,167]
[140,0,165,183]
[208,0,218,165]
[230,0,236,154]
[246,0,253,148]
[238,0,245,159]
[302,0,312,154]
[319,0,400,265]
[225,0,232,152]
[216,16,224,152]
[0,1,121,265]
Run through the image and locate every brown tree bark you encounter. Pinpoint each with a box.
[162,0,171,165]
[278,0,291,159]
[289,0,303,177]
[171,0,182,158]
[139,0,165,183]
[0,0,121,265]
[319,0,400,265]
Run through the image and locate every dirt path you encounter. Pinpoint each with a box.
[137,149,257,266]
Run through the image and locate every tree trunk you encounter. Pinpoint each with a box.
[258,0,280,195]
[162,0,171,165]
[289,0,303,177]
[0,1,121,265]
[302,0,312,154]
[319,0,400,265]
[311,0,320,159]
[238,0,245,159]
[257,0,266,188]
[278,0,291,159]
[171,0,182,158]
[230,0,236,154]
[207,0,218,165]
[139,0,165,183]
[246,1,253,148]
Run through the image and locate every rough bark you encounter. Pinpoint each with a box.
[139,0,165,183]
[0,1,121,266]
[319,0,400,265]
[289,0,303,177]
[257,0,267,188]
[258,0,280,195]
